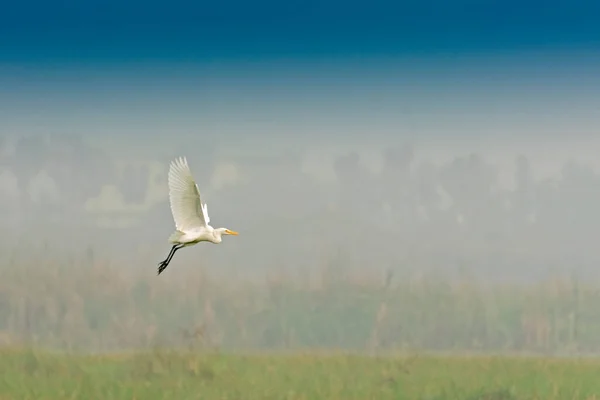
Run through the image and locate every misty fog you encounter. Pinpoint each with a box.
[1,133,599,282]
[1,133,600,352]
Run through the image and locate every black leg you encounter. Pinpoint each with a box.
[157,244,183,275]
[164,244,181,265]
[163,244,178,263]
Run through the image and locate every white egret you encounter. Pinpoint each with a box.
[157,156,239,275]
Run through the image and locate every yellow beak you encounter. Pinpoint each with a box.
[225,229,239,236]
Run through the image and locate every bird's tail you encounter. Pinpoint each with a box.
[168,230,185,243]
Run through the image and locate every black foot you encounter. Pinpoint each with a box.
[157,260,169,275]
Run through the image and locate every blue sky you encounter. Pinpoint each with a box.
[2,0,600,62]
[1,0,600,157]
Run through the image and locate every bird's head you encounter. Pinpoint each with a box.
[215,227,239,240]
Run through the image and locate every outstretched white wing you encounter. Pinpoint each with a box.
[168,157,208,231]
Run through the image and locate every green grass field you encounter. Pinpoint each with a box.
[1,349,600,400]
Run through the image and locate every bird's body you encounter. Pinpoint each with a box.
[157,156,238,275]
[169,226,225,245]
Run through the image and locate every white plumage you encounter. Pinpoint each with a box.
[157,156,238,275]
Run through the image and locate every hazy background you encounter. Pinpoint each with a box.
[1,0,600,353]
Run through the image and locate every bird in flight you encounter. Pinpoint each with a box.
[157,156,239,275]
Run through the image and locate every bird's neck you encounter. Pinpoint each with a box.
[212,228,223,242]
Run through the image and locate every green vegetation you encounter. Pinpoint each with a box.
[3,253,600,398]
[0,252,598,354]
[1,348,600,399]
